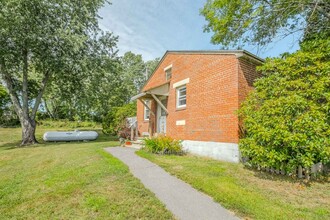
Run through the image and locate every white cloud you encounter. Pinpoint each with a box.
[98,0,299,60]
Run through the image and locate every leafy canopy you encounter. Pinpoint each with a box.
[0,85,10,109]
[239,38,330,171]
[201,0,330,47]
[0,0,115,144]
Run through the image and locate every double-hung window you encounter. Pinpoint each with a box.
[164,64,172,81]
[144,100,150,120]
[165,69,172,81]
[176,86,186,108]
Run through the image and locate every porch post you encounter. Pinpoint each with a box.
[135,121,138,138]
[130,126,134,141]
[150,93,168,115]
[139,98,155,137]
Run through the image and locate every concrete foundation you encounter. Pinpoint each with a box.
[182,140,240,163]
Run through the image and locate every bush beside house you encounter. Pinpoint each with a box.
[144,136,183,155]
[239,39,330,177]
[102,103,136,136]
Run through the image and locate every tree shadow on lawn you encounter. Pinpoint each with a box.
[0,132,119,151]
[243,166,330,185]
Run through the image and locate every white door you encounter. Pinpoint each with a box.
[157,99,167,134]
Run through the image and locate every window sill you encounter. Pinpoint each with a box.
[176,107,186,111]
[143,120,150,123]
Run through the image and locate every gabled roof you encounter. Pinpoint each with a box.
[140,50,264,92]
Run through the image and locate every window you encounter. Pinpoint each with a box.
[165,69,172,81]
[164,64,172,81]
[176,86,186,108]
[144,100,150,120]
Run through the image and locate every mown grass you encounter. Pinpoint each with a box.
[137,150,330,220]
[0,128,174,219]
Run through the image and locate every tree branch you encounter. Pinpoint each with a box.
[43,98,54,119]
[31,71,51,119]
[315,4,330,19]
[0,61,23,120]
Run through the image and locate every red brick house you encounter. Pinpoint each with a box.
[131,50,263,162]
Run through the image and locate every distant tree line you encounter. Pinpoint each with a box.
[40,51,159,123]
[0,51,159,125]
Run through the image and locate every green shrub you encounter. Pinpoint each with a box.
[143,136,183,155]
[238,38,330,173]
[102,103,136,135]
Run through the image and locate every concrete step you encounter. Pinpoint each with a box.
[125,143,143,149]
[134,139,144,144]
[124,139,144,149]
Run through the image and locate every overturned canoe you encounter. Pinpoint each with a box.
[43,130,98,142]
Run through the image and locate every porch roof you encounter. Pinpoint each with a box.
[130,82,169,102]
[130,92,148,101]
[130,82,169,115]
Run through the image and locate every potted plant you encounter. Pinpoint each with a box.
[118,127,132,146]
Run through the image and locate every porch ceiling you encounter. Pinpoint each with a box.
[145,82,169,96]
[130,82,169,102]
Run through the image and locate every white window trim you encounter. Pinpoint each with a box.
[176,85,187,108]
[144,100,150,121]
[173,78,190,88]
[164,64,172,71]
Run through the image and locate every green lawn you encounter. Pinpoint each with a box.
[0,127,174,219]
[137,150,330,220]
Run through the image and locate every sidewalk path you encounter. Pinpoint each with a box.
[104,147,239,220]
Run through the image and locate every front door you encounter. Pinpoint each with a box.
[157,98,167,134]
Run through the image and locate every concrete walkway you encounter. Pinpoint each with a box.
[104,147,239,220]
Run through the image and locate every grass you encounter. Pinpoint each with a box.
[137,150,330,220]
[0,127,174,220]
[37,119,101,129]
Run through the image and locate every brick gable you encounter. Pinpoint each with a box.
[136,51,261,144]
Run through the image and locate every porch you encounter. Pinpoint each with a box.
[130,82,170,139]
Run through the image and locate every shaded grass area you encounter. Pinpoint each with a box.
[0,128,174,219]
[137,150,330,220]
[37,119,100,129]
[0,127,117,150]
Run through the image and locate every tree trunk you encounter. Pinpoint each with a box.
[21,118,38,145]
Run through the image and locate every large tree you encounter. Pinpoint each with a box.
[0,0,112,145]
[145,58,160,78]
[42,33,123,122]
[42,51,158,123]
[201,0,330,47]
[120,52,146,97]
[120,52,160,100]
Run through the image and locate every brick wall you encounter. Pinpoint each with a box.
[137,99,157,135]
[238,57,261,106]
[237,57,262,138]
[137,52,259,144]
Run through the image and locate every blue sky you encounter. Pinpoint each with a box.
[99,0,300,61]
